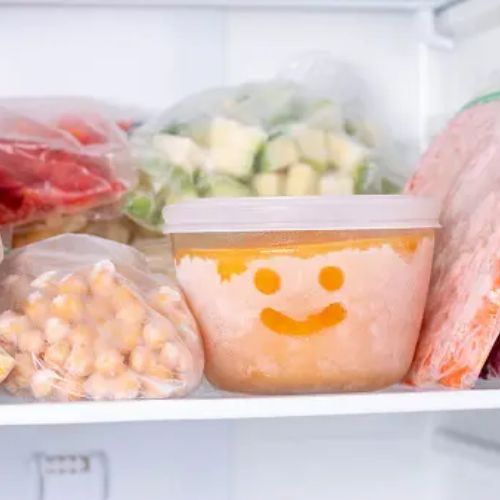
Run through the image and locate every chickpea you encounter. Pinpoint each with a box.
[18,329,45,355]
[31,271,58,291]
[143,321,170,351]
[115,322,141,354]
[0,346,15,383]
[0,311,32,346]
[55,376,85,402]
[43,340,71,370]
[116,300,146,326]
[25,292,50,328]
[51,294,84,323]
[159,342,181,370]
[150,286,182,312]
[84,373,111,400]
[31,369,58,399]
[65,346,94,377]
[145,354,173,380]
[88,261,116,297]
[44,317,70,344]
[129,346,152,374]
[71,324,95,348]
[86,298,111,323]
[58,274,88,296]
[11,352,36,389]
[112,371,140,400]
[95,349,125,377]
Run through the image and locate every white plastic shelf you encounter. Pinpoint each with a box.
[1,385,500,426]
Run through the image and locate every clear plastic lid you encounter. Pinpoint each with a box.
[163,196,441,234]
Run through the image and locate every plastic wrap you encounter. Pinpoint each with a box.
[0,97,136,227]
[129,57,401,231]
[406,100,500,389]
[0,234,203,400]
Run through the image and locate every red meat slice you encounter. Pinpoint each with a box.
[406,102,500,388]
[0,139,125,226]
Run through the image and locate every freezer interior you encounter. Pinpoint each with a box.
[1,1,500,499]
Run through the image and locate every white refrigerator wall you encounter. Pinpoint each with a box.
[1,411,500,500]
[0,6,424,162]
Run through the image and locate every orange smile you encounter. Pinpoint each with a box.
[260,303,347,336]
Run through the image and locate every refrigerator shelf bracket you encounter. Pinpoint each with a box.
[418,7,454,49]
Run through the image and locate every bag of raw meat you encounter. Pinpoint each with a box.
[128,55,402,231]
[0,97,136,227]
[0,234,203,401]
[406,96,500,389]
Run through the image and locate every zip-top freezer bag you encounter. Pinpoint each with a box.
[0,234,203,401]
[128,56,402,231]
[0,97,136,227]
[406,98,500,389]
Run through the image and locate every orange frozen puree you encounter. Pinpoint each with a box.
[174,231,435,394]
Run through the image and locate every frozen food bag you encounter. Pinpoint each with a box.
[11,211,137,249]
[405,99,500,388]
[0,97,136,227]
[128,57,402,231]
[0,234,203,400]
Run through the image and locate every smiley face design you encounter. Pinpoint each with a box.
[254,266,347,336]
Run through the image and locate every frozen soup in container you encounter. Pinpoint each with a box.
[164,196,439,394]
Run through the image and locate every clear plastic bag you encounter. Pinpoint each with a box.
[128,56,402,231]
[0,97,136,227]
[0,234,204,400]
[405,100,500,389]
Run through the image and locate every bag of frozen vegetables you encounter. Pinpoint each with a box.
[0,234,203,400]
[0,97,136,228]
[128,59,402,231]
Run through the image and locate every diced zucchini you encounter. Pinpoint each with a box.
[319,174,354,196]
[152,134,204,174]
[209,175,253,197]
[285,163,319,196]
[209,117,266,178]
[293,128,328,172]
[326,133,368,173]
[253,172,284,197]
[260,135,299,172]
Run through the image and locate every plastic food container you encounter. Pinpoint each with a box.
[164,196,440,394]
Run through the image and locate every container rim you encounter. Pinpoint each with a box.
[163,195,441,234]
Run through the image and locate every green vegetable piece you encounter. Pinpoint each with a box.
[353,163,369,194]
[209,175,253,197]
[294,128,328,173]
[260,135,299,172]
[253,172,285,196]
[126,194,154,219]
[285,163,319,196]
[381,177,402,194]
[209,117,266,178]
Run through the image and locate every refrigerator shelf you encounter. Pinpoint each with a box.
[1,384,500,426]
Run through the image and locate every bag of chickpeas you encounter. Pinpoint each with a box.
[0,234,204,401]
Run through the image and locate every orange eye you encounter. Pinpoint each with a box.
[254,268,281,295]
[319,266,344,291]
